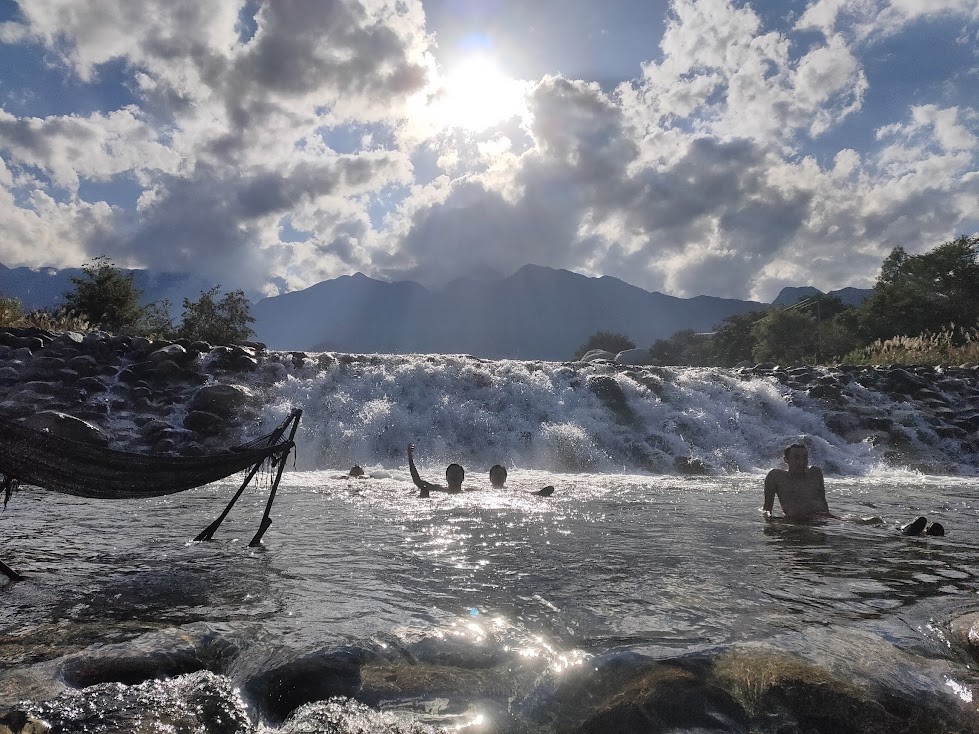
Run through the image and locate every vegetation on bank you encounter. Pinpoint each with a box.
[0,256,255,345]
[577,234,979,367]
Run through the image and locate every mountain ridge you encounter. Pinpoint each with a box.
[0,262,872,359]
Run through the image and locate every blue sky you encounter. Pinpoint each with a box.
[0,0,977,302]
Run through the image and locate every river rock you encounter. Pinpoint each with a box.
[189,384,250,416]
[581,349,616,362]
[615,348,654,365]
[23,411,109,447]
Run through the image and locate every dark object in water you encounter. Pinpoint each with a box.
[532,486,555,497]
[901,516,928,536]
[926,522,945,536]
[0,410,302,581]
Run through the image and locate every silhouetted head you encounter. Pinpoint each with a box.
[349,465,365,477]
[782,443,809,474]
[489,464,508,488]
[446,463,465,490]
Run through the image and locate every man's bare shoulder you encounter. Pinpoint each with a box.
[765,468,790,481]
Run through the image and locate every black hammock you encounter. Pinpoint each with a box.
[0,409,302,582]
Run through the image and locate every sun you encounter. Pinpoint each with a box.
[418,55,529,133]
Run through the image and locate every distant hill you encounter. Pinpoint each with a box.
[252,265,769,359]
[0,261,875,360]
[772,285,873,307]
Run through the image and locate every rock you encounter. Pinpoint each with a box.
[674,456,708,475]
[23,411,110,447]
[148,344,190,364]
[189,384,251,416]
[615,348,654,365]
[66,355,100,376]
[242,648,362,725]
[587,375,638,426]
[581,349,616,362]
[182,410,225,436]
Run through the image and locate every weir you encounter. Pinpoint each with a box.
[253,354,979,477]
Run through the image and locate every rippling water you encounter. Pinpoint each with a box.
[3,469,978,730]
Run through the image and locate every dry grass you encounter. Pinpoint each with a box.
[0,296,93,332]
[843,326,979,366]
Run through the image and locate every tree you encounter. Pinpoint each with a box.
[751,309,819,365]
[708,310,769,366]
[175,286,255,345]
[62,256,145,333]
[574,331,636,359]
[858,235,979,341]
[0,295,24,327]
[649,329,712,366]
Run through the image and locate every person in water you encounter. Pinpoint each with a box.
[489,464,507,488]
[408,444,464,498]
[763,442,944,534]
[763,443,832,521]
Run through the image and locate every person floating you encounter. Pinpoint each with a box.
[407,444,464,498]
[489,464,507,488]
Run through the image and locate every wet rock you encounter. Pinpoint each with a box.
[23,411,109,447]
[148,343,191,364]
[674,456,708,475]
[580,349,616,362]
[587,375,638,426]
[190,384,250,416]
[615,348,653,365]
[183,410,225,436]
[243,648,363,724]
[29,671,249,734]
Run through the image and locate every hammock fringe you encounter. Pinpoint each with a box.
[0,409,303,582]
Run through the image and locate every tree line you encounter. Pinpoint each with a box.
[0,256,255,345]
[576,235,979,366]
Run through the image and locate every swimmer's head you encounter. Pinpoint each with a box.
[446,463,465,489]
[489,464,507,488]
[349,465,365,477]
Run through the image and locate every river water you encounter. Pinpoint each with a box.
[1,356,978,732]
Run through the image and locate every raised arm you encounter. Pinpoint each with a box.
[407,444,434,497]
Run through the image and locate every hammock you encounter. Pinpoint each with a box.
[0,409,302,582]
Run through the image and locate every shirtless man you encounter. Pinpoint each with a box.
[408,444,464,498]
[763,443,836,521]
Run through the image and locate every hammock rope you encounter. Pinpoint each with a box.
[0,408,303,582]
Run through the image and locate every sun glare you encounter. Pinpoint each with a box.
[419,55,529,133]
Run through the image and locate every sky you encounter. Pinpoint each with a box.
[0,0,977,303]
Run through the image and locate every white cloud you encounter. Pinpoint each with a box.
[0,0,976,305]
[797,0,979,40]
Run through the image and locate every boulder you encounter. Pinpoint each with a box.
[189,384,251,416]
[615,348,654,365]
[581,349,616,362]
[24,411,110,447]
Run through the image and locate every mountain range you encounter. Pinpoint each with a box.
[0,262,872,360]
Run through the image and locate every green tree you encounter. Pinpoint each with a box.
[574,330,635,359]
[176,286,255,345]
[708,310,769,366]
[649,329,712,366]
[858,235,979,341]
[0,295,25,327]
[62,256,145,333]
[751,309,819,365]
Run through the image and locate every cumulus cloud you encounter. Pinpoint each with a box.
[797,0,979,40]
[0,0,976,303]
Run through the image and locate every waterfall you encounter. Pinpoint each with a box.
[244,353,979,477]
